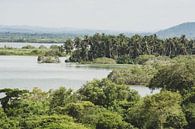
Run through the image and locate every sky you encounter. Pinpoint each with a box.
[0,0,195,32]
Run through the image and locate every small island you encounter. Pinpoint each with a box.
[37,56,60,63]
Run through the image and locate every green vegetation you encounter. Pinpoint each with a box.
[126,91,187,129]
[1,70,195,129]
[1,57,195,128]
[108,65,157,85]
[148,63,195,95]
[37,56,60,63]
[1,33,195,128]
[116,55,134,64]
[21,45,36,49]
[64,34,195,63]
[0,81,139,129]
[134,55,156,64]
[36,45,66,63]
[0,44,66,58]
[0,47,50,56]
[108,55,195,86]
[92,57,116,64]
[0,32,76,43]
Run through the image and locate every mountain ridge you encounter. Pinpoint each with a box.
[156,22,195,38]
[0,22,195,38]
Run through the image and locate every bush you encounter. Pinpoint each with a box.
[50,45,60,49]
[144,56,172,69]
[0,108,19,129]
[127,91,187,129]
[93,57,116,64]
[20,115,89,129]
[37,56,60,63]
[38,45,47,49]
[95,109,134,129]
[65,101,95,120]
[30,49,43,55]
[49,87,77,112]
[66,104,135,129]
[148,63,195,95]
[21,45,36,49]
[135,55,156,64]
[172,55,195,63]
[116,55,134,64]
[45,49,64,57]
[108,65,157,85]
[78,79,140,107]
[182,92,195,128]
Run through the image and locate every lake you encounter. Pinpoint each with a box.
[0,42,63,48]
[0,56,159,96]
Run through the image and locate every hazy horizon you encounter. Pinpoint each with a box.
[0,0,195,32]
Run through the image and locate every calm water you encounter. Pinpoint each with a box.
[0,56,159,96]
[0,42,63,48]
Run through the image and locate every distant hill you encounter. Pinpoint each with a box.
[0,25,95,35]
[156,22,195,39]
[0,25,129,35]
[1,22,195,39]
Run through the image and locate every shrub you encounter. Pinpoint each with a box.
[21,45,36,49]
[78,79,140,107]
[108,65,157,85]
[127,91,187,129]
[66,104,135,129]
[50,45,60,49]
[93,57,116,64]
[135,55,156,64]
[148,63,195,95]
[49,87,77,112]
[182,92,195,128]
[37,56,60,63]
[116,55,134,64]
[45,49,64,57]
[38,45,47,49]
[19,115,89,129]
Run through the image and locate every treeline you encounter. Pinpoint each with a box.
[64,33,195,63]
[0,44,66,57]
[0,58,195,129]
[0,32,77,43]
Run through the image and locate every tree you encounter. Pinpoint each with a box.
[127,91,187,129]
[65,33,195,63]
[128,35,142,58]
[148,63,194,95]
[64,39,74,54]
[0,108,19,129]
[96,109,134,129]
[182,92,195,129]
[49,87,77,112]
[66,103,134,129]
[78,79,140,108]
[19,114,89,129]
[0,88,28,115]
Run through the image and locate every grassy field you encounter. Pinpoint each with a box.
[0,48,51,56]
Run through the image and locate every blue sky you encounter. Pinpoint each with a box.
[0,0,195,32]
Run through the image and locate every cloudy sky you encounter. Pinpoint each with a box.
[0,0,195,32]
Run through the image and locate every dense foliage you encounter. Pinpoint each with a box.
[108,65,157,85]
[148,58,195,95]
[0,32,76,43]
[0,44,65,57]
[1,34,195,128]
[64,33,195,63]
[1,64,195,129]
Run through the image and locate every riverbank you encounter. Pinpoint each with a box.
[0,44,66,57]
[0,48,51,56]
